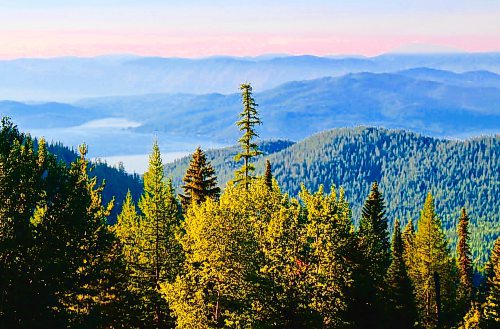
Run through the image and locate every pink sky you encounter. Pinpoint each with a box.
[1,30,498,59]
[0,1,499,59]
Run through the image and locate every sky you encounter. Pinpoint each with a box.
[0,0,499,58]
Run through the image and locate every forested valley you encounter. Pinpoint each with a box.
[0,84,499,328]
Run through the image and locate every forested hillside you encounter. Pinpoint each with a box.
[37,140,142,221]
[165,127,499,265]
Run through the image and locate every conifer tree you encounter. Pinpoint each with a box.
[113,190,143,326]
[482,238,500,327]
[136,141,183,328]
[264,159,273,189]
[163,182,263,328]
[384,219,416,328]
[413,193,458,328]
[402,219,417,278]
[0,120,48,326]
[457,207,474,317]
[60,144,130,327]
[179,146,220,211]
[234,83,262,190]
[114,190,140,262]
[260,197,314,327]
[354,181,391,328]
[300,185,355,327]
[482,237,500,299]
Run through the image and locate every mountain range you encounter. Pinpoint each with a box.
[1,53,499,101]
[1,67,499,162]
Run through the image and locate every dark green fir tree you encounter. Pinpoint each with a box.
[180,147,220,211]
[354,181,391,328]
[384,219,417,328]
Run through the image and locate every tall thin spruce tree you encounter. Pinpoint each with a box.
[179,147,220,211]
[402,218,417,278]
[136,141,183,328]
[234,83,262,190]
[62,144,128,327]
[354,181,391,328]
[384,219,417,328]
[413,193,458,328]
[457,207,474,317]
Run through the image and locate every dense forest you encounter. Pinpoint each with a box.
[165,128,499,266]
[0,82,499,328]
[35,140,143,222]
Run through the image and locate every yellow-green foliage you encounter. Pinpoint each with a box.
[163,181,270,328]
[412,193,459,328]
[482,238,500,327]
[115,141,183,327]
[163,179,358,328]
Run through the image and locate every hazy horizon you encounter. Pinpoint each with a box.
[1,45,500,61]
[1,0,499,59]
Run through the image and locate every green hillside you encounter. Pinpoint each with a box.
[165,127,499,265]
[38,140,143,222]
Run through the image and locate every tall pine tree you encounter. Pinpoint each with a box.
[384,219,417,328]
[402,219,417,280]
[179,147,220,211]
[77,145,128,327]
[456,207,474,318]
[113,190,144,326]
[136,141,183,328]
[354,181,391,328]
[234,83,262,190]
[413,193,458,328]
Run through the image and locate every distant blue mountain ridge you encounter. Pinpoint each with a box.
[74,69,500,141]
[0,66,498,158]
[0,53,499,101]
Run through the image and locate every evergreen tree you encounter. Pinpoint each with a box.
[384,219,417,328]
[113,191,144,326]
[136,141,183,328]
[179,147,220,211]
[300,185,355,328]
[402,219,417,278]
[482,238,500,327]
[264,159,273,189]
[457,207,474,318]
[413,193,458,328]
[58,144,129,327]
[354,181,391,328]
[163,182,263,328]
[0,119,49,327]
[260,196,316,327]
[114,190,140,263]
[234,83,262,190]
